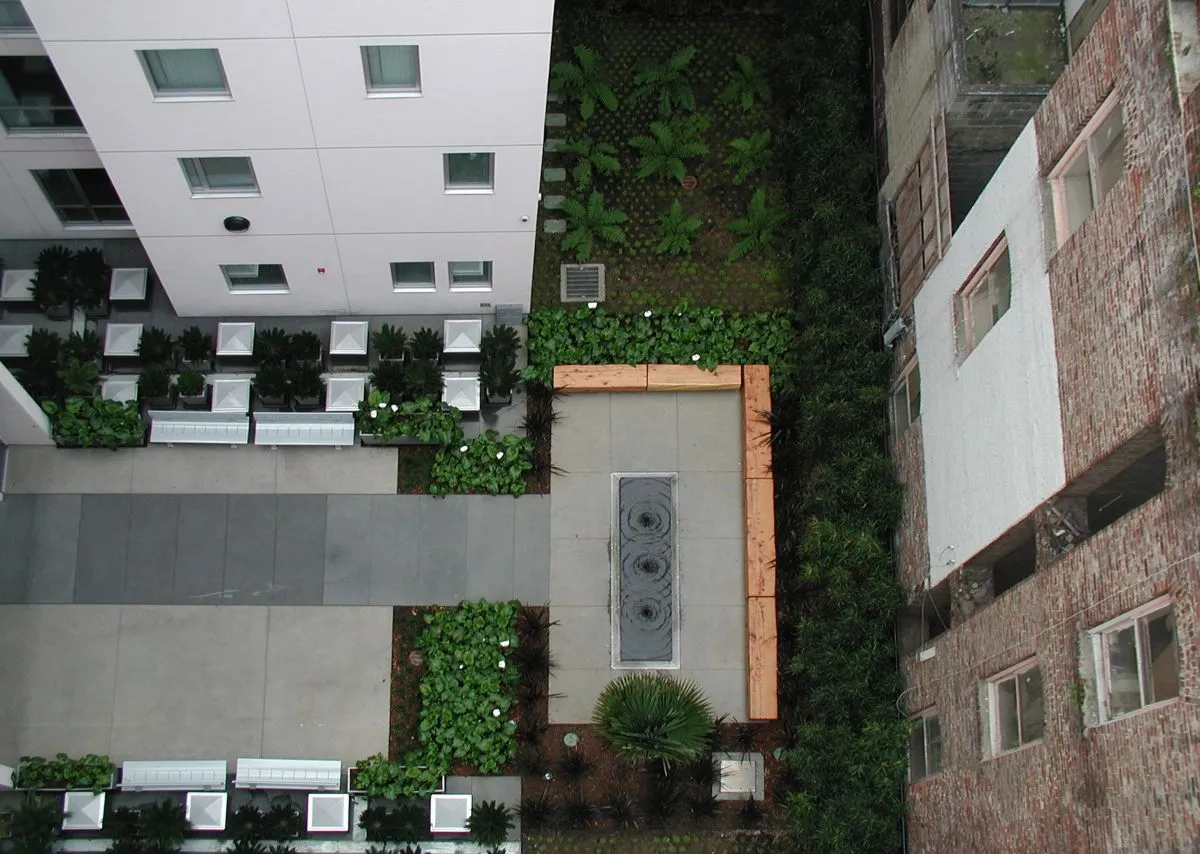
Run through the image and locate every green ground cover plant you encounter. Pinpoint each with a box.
[14,753,115,792]
[40,398,145,449]
[429,430,534,497]
[356,391,463,445]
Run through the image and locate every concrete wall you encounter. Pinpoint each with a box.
[0,363,52,446]
[915,124,1066,585]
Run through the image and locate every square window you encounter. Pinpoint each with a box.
[984,660,1043,756]
[180,157,258,195]
[448,261,492,291]
[0,3,34,34]
[1090,598,1179,722]
[909,711,941,781]
[444,153,494,191]
[221,263,287,292]
[0,56,83,132]
[890,360,920,439]
[139,48,229,97]
[1050,93,1125,243]
[391,261,435,291]
[955,236,1010,359]
[361,45,420,93]
[33,168,129,225]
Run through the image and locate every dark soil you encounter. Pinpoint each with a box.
[388,607,427,759]
[395,446,438,495]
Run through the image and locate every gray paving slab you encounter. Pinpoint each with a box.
[272,495,327,605]
[680,537,745,607]
[543,167,567,182]
[275,448,399,494]
[514,496,551,603]
[74,495,131,603]
[25,495,81,603]
[0,495,34,602]
[223,495,277,604]
[466,497,516,601]
[611,393,678,471]
[3,446,134,494]
[554,395,611,474]
[548,538,609,606]
[368,496,420,605]
[323,495,374,605]
[677,471,743,539]
[550,472,611,540]
[131,447,277,494]
[173,495,230,603]
[123,496,179,605]
[677,392,743,472]
[418,496,468,604]
[685,604,747,669]
[543,218,567,234]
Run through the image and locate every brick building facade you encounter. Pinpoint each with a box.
[876,0,1200,850]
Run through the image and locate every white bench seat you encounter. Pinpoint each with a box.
[149,411,250,445]
[121,760,227,792]
[234,758,341,791]
[253,412,354,447]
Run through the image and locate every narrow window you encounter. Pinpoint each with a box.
[0,1,33,33]
[448,261,492,292]
[444,153,494,192]
[33,168,128,225]
[361,45,421,94]
[1050,93,1125,243]
[955,236,1010,358]
[221,264,288,293]
[139,49,229,97]
[1090,598,1179,722]
[391,262,435,292]
[891,360,920,438]
[985,660,1044,755]
[179,157,258,195]
[909,711,942,781]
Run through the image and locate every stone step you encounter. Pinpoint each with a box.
[547,92,565,103]
[545,113,567,128]
[544,138,565,153]
[542,195,566,210]
[543,167,567,183]
[543,219,567,234]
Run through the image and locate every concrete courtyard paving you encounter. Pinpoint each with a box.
[0,605,391,765]
[548,391,748,724]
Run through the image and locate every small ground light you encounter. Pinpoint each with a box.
[563,732,579,747]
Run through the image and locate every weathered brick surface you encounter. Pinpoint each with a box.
[893,416,929,593]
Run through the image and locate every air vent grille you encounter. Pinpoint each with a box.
[560,263,605,303]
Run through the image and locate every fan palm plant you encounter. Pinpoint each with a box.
[288,330,322,362]
[591,672,714,769]
[254,327,290,365]
[629,116,710,183]
[63,329,101,364]
[465,801,513,848]
[31,245,73,317]
[261,803,301,841]
[371,323,409,361]
[720,54,773,112]
[9,794,62,854]
[560,192,628,262]
[549,45,618,120]
[654,199,703,256]
[178,326,214,367]
[137,327,176,366]
[25,328,63,370]
[480,324,520,361]
[370,360,407,399]
[57,358,99,398]
[726,188,787,262]
[71,247,111,315]
[409,327,442,361]
[560,137,620,194]
[630,46,697,116]
[724,130,774,185]
[402,358,444,401]
[139,800,189,853]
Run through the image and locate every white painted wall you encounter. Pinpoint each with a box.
[914,124,1067,585]
[0,362,52,445]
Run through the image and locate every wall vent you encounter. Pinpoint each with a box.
[560,264,605,303]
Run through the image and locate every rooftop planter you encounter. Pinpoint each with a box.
[288,360,324,411]
[357,390,463,445]
[41,397,146,450]
[371,323,409,362]
[177,325,214,371]
[175,368,209,410]
[31,246,72,320]
[14,754,116,793]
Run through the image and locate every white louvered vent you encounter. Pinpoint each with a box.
[560,264,605,303]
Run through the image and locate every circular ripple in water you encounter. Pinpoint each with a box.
[620,545,672,585]
[619,595,673,662]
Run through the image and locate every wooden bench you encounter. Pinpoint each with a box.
[747,596,778,720]
[253,411,355,447]
[149,411,250,446]
[745,478,776,598]
[120,760,227,791]
[646,364,742,392]
[553,364,648,392]
[234,758,341,791]
[742,365,772,479]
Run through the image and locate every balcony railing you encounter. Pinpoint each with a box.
[0,103,83,133]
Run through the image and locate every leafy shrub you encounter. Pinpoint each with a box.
[726,188,786,262]
[57,358,99,398]
[654,199,703,256]
[62,330,101,364]
[466,801,513,847]
[179,325,213,365]
[8,794,61,854]
[139,363,172,401]
[137,327,175,365]
[351,755,443,803]
[549,45,618,119]
[629,115,709,183]
[522,304,796,386]
[630,46,697,116]
[176,369,206,398]
[370,360,407,398]
[356,390,463,444]
[14,753,115,792]
[560,137,620,193]
[429,430,533,497]
[289,330,322,361]
[560,192,629,262]
[31,245,72,314]
[402,358,444,400]
[139,800,189,852]
[725,130,774,185]
[410,327,443,361]
[254,327,290,365]
[480,325,521,361]
[40,398,145,449]
[371,323,408,360]
[591,672,713,768]
[261,803,301,841]
[720,54,772,111]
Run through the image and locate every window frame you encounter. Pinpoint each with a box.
[137,48,230,100]
[32,168,130,227]
[0,55,85,134]
[220,263,288,294]
[983,658,1044,757]
[0,1,34,34]
[390,261,436,292]
[443,152,494,194]
[1048,90,1125,245]
[360,45,422,96]
[890,358,920,439]
[448,260,493,292]
[909,709,942,782]
[1089,596,1179,723]
[955,235,1010,360]
[179,156,259,197]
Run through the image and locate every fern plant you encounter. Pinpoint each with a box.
[724,130,774,185]
[720,54,773,112]
[630,46,697,117]
[560,137,620,193]
[629,115,710,183]
[654,200,702,256]
[726,188,787,262]
[549,45,618,120]
[560,192,628,262]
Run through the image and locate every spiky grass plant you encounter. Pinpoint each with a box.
[557,749,592,784]
[591,672,714,769]
[466,801,512,848]
[561,799,594,830]
[604,792,639,829]
[517,796,554,831]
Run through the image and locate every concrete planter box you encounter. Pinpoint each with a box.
[358,433,439,447]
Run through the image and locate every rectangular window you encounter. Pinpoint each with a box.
[179,157,258,195]
[391,261,435,292]
[0,2,34,33]
[33,168,129,225]
[984,660,1044,755]
[1090,598,1179,722]
[361,45,421,94]
[0,56,83,132]
[955,236,1011,358]
[138,48,229,97]
[221,263,287,293]
[448,261,492,292]
[909,711,942,781]
[444,153,494,192]
[1050,93,1125,243]
[890,360,920,438]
